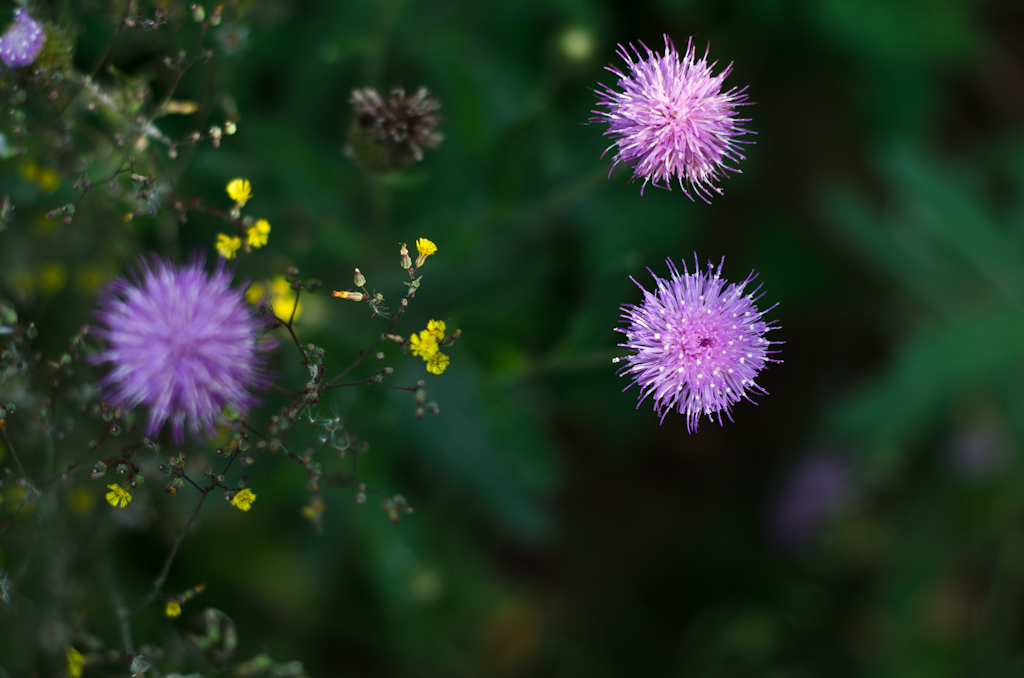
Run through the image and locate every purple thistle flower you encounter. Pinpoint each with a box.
[614,255,779,430]
[592,35,752,200]
[91,257,272,442]
[0,9,44,69]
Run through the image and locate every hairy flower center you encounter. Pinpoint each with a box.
[663,322,721,367]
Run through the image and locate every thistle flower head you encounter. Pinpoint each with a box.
[592,35,752,200]
[91,257,272,442]
[615,255,779,430]
[0,9,44,68]
[347,87,443,172]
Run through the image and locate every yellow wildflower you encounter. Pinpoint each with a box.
[247,219,270,248]
[246,278,301,320]
[409,330,439,359]
[66,647,86,678]
[38,168,60,193]
[270,276,301,320]
[39,263,68,294]
[245,282,264,305]
[19,159,38,181]
[105,484,132,508]
[165,600,182,618]
[216,233,242,260]
[230,488,257,511]
[426,351,450,375]
[70,487,95,515]
[332,290,364,301]
[226,178,252,205]
[415,238,437,267]
[426,319,446,341]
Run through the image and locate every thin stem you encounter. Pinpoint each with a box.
[154,492,207,591]
[275,287,310,366]
[107,561,135,655]
[288,286,302,326]
[0,488,38,539]
[57,0,134,116]
[154,22,211,115]
[62,431,111,478]
[324,378,417,392]
[127,491,208,618]
[72,156,135,214]
[174,470,203,493]
[327,304,407,386]
[0,427,27,479]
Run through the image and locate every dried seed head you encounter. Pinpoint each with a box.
[347,87,443,172]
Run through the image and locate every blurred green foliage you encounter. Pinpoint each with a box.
[2,0,1024,675]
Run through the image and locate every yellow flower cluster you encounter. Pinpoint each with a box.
[230,487,257,511]
[20,160,60,193]
[409,319,451,374]
[246,276,302,320]
[105,484,132,508]
[165,600,182,618]
[216,179,271,259]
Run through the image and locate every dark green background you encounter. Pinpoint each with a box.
[4,0,1024,675]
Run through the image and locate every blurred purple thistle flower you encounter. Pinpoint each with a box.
[592,35,752,200]
[91,257,272,442]
[0,9,44,68]
[614,255,779,430]
[769,454,850,552]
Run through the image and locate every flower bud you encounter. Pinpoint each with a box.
[399,243,412,270]
[354,268,366,287]
[332,290,364,302]
[442,328,461,347]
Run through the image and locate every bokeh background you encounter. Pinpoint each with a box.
[4,0,1024,675]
